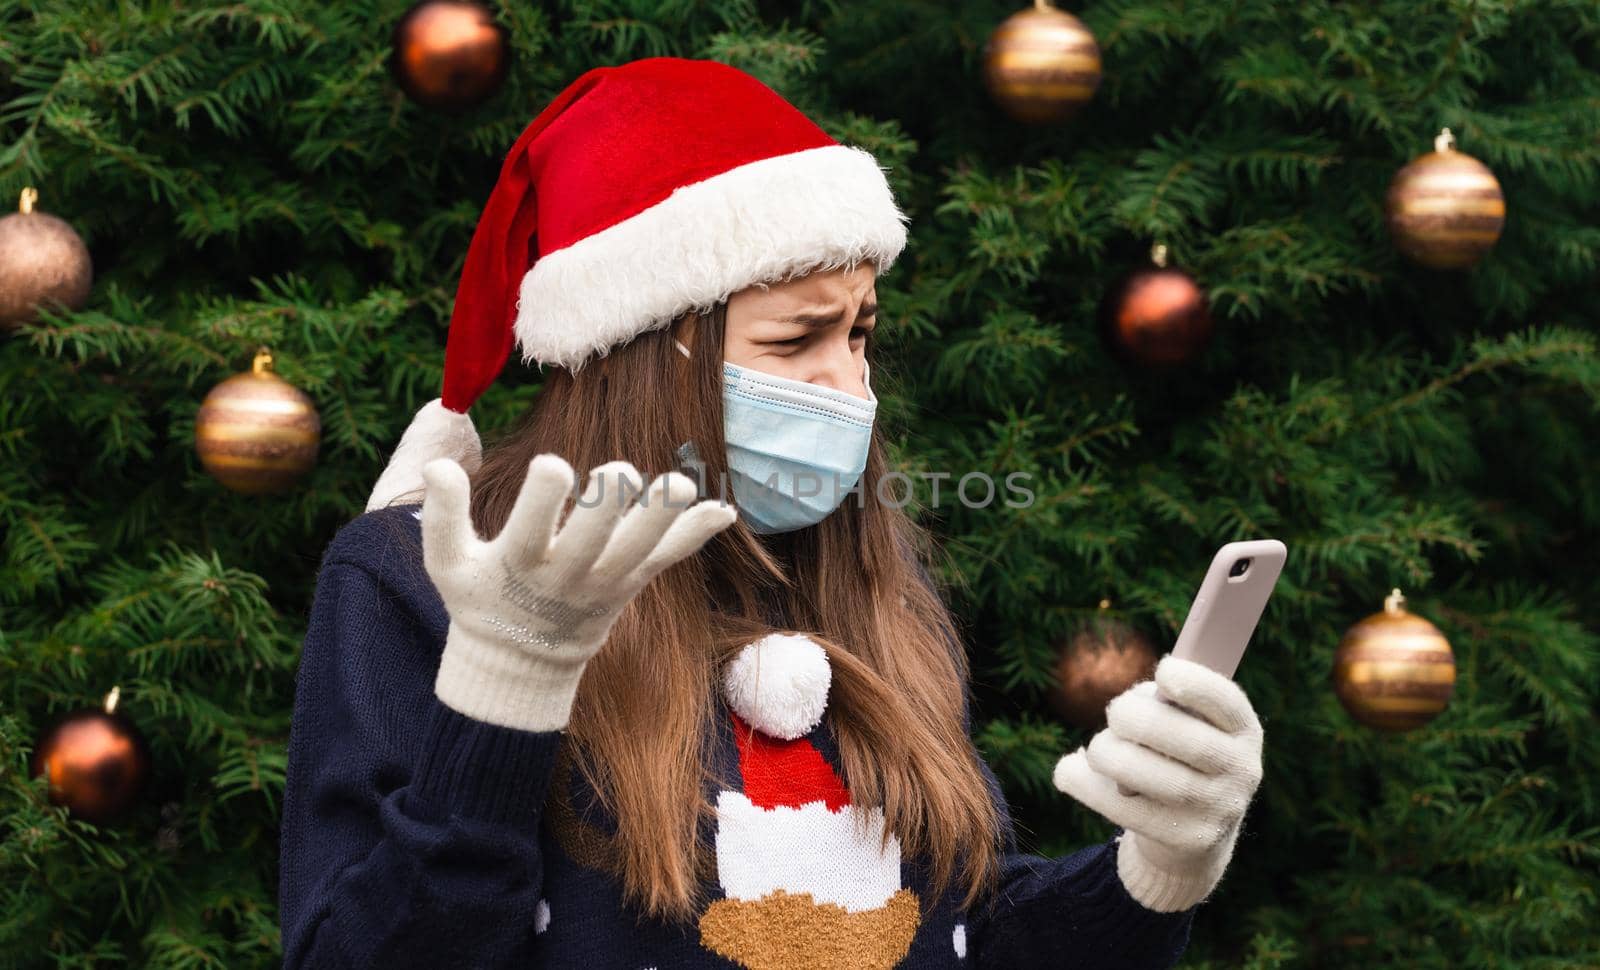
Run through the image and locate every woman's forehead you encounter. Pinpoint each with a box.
[733,263,878,314]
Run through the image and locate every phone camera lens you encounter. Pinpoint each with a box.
[1229,557,1252,578]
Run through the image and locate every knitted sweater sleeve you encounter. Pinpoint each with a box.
[900,544,1195,967]
[965,750,1196,968]
[279,521,561,969]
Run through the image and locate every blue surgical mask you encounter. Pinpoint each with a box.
[674,340,876,534]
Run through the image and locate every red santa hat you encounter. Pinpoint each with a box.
[367,56,910,511]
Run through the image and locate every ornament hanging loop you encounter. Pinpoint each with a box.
[103,685,121,714]
[252,346,274,376]
[19,187,37,215]
[1434,128,1455,153]
[1151,242,1169,268]
[1384,587,1406,613]
[1033,0,1057,9]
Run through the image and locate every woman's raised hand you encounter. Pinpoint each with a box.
[419,454,737,732]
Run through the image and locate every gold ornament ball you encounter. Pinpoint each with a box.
[0,188,93,334]
[1385,128,1505,270]
[390,0,511,111]
[1332,589,1456,731]
[29,688,151,826]
[1050,603,1160,730]
[195,348,321,494]
[982,0,1103,125]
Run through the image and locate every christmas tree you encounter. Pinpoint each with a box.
[3,0,1597,966]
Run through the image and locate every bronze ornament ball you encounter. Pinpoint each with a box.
[194,347,321,494]
[29,687,151,826]
[1385,127,1505,270]
[0,188,93,334]
[390,0,511,111]
[982,0,1103,125]
[1049,602,1160,730]
[1331,589,1457,731]
[1099,243,1215,368]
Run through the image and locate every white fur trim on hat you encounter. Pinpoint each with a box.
[365,398,484,512]
[515,144,909,371]
[722,633,832,740]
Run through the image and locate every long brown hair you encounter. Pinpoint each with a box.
[458,299,1003,921]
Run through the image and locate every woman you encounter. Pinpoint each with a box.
[279,57,1265,969]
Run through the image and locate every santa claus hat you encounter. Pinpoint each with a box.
[366,56,910,511]
[718,633,848,814]
[711,633,912,935]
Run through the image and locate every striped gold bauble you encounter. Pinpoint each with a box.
[1332,589,1456,731]
[194,347,320,494]
[982,0,1102,125]
[1385,128,1505,270]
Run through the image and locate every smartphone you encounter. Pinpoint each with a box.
[1169,539,1287,679]
[1115,540,1284,796]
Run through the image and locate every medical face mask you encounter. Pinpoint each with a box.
[674,340,876,534]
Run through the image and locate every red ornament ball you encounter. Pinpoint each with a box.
[1099,251,1214,368]
[1049,612,1160,731]
[30,692,151,826]
[390,0,510,111]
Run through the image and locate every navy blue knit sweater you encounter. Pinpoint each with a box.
[279,503,1196,968]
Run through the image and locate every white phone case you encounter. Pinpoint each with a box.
[1169,539,1287,679]
[1115,539,1285,797]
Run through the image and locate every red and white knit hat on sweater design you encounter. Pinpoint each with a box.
[702,633,924,968]
[366,56,910,511]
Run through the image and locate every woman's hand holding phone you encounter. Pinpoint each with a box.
[419,454,737,733]
[1052,656,1264,912]
[1114,538,1283,795]
[1051,539,1281,912]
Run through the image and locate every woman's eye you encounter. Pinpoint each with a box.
[772,335,807,346]
[850,327,871,341]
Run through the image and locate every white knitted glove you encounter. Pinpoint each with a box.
[420,454,737,732]
[1052,655,1264,913]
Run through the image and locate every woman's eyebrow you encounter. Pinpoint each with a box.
[773,301,879,326]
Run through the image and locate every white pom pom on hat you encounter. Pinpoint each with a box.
[722,633,832,740]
